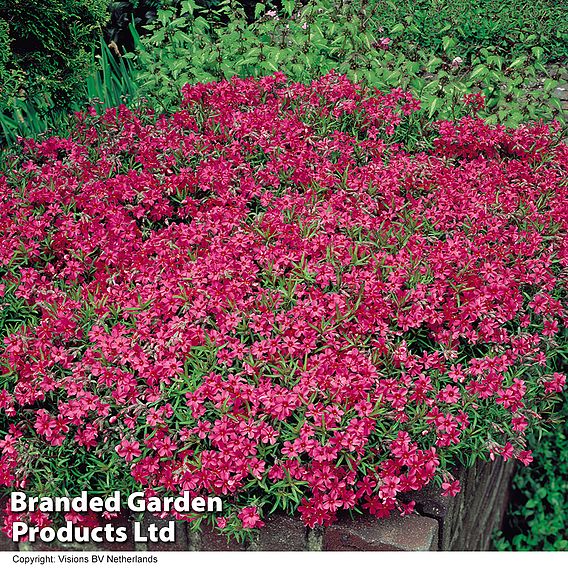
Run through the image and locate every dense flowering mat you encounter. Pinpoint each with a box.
[0,73,566,539]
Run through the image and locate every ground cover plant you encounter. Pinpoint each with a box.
[0,73,566,542]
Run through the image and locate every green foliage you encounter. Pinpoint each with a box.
[368,0,568,64]
[126,0,566,128]
[494,336,568,551]
[0,41,139,146]
[0,0,110,124]
[0,19,23,109]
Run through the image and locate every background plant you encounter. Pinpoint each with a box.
[366,0,567,64]
[1,0,566,148]
[494,342,568,551]
[0,40,139,147]
[127,0,566,130]
[0,0,110,112]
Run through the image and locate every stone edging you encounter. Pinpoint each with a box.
[0,457,514,552]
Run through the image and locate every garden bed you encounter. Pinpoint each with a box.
[0,72,566,550]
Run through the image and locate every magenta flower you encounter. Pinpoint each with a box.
[115,439,142,462]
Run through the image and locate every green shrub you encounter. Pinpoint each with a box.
[0,20,21,107]
[0,40,139,146]
[0,0,110,115]
[494,387,568,550]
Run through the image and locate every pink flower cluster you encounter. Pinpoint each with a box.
[0,72,566,535]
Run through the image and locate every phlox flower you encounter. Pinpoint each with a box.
[115,439,142,462]
[238,506,264,529]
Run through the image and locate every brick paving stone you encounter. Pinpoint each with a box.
[324,513,438,551]
[104,510,136,551]
[406,485,450,522]
[257,514,307,551]
[199,524,246,551]
[0,497,16,551]
[142,513,188,551]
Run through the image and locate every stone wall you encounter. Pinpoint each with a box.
[0,457,515,552]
